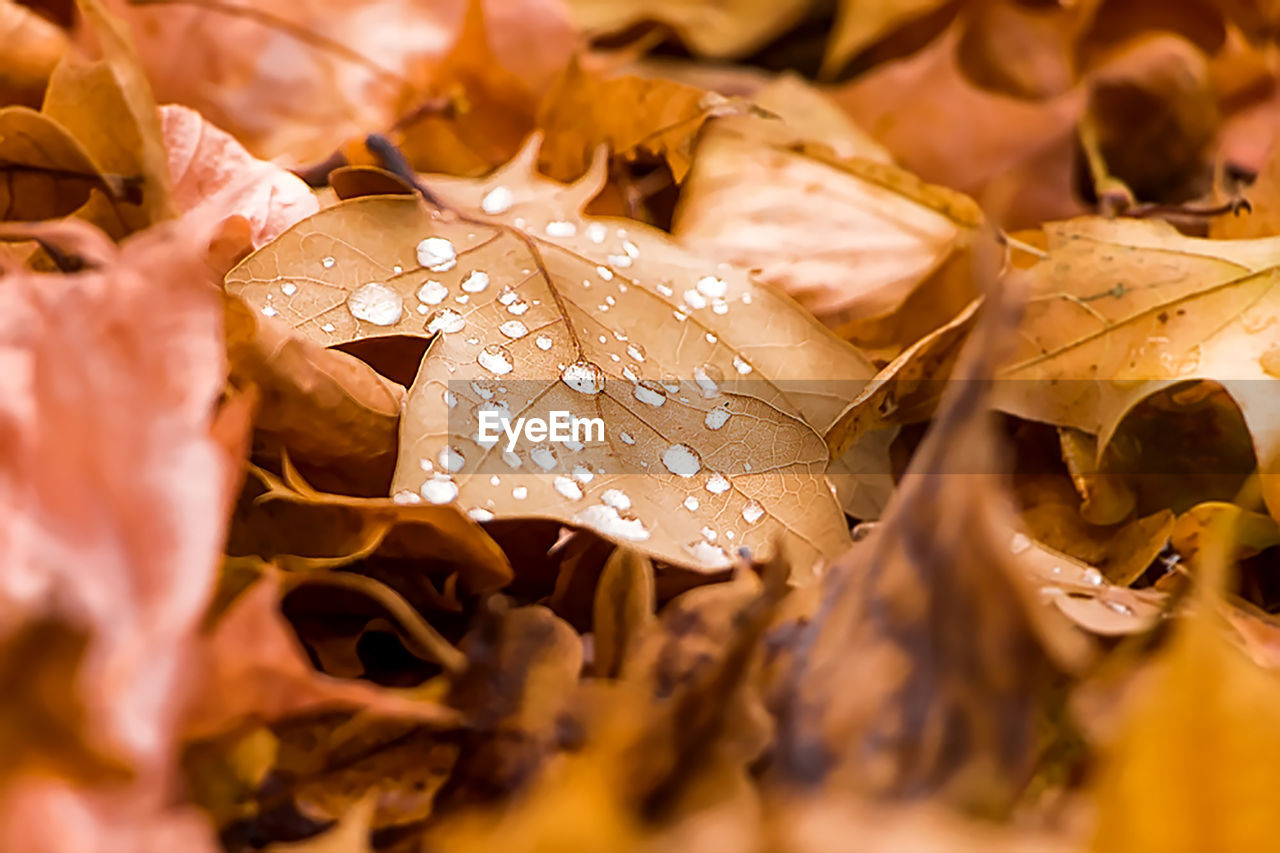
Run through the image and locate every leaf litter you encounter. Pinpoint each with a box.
[11,0,1280,850]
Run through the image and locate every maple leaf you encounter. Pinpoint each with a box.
[993,217,1280,521]
[227,139,874,576]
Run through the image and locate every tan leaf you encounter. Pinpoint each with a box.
[565,0,811,59]
[0,0,68,107]
[1093,529,1280,852]
[673,115,982,326]
[43,0,175,234]
[0,106,125,221]
[993,216,1280,520]
[823,0,953,77]
[592,546,655,679]
[227,139,873,576]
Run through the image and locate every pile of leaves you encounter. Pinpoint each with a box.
[8,0,1280,849]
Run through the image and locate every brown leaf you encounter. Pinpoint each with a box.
[228,139,872,576]
[824,0,952,76]
[592,546,655,678]
[565,0,811,59]
[0,106,124,221]
[673,115,982,326]
[0,0,68,107]
[43,0,175,234]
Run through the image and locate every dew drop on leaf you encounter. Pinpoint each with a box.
[420,474,458,504]
[705,472,730,494]
[574,504,650,541]
[426,308,466,334]
[741,500,764,524]
[662,444,701,477]
[477,344,514,375]
[346,282,403,325]
[417,280,448,305]
[481,185,513,214]
[561,360,605,394]
[554,475,583,499]
[417,237,456,271]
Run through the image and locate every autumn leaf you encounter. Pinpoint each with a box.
[0,106,127,221]
[227,139,873,575]
[674,114,982,331]
[566,0,811,59]
[0,0,68,107]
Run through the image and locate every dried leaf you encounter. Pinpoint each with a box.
[162,105,319,249]
[0,0,68,106]
[674,115,982,326]
[228,139,872,575]
[0,106,123,221]
[566,0,811,59]
[592,546,655,678]
[824,0,952,76]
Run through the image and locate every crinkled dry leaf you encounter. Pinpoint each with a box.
[993,217,1280,520]
[228,139,872,575]
[674,115,982,325]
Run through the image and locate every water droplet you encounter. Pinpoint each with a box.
[741,292,753,305]
[1009,532,1031,555]
[546,220,577,238]
[281,282,297,296]
[393,265,403,274]
[261,305,278,317]
[696,276,727,298]
[1104,599,1134,616]
[512,485,528,500]
[438,446,465,472]
[417,280,448,305]
[574,504,650,541]
[712,299,729,315]
[477,344,514,375]
[507,298,530,316]
[321,322,335,332]
[705,406,731,430]
[503,450,522,469]
[685,540,731,568]
[693,365,723,398]
[468,507,495,522]
[1261,343,1280,378]
[741,500,764,524]
[461,271,490,293]
[701,526,717,541]
[554,475,583,499]
[417,237,456,272]
[619,431,635,445]
[347,282,403,325]
[657,283,674,297]
[705,333,717,344]
[1082,567,1103,586]
[622,240,639,258]
[607,253,632,268]
[673,309,689,322]
[321,256,335,268]
[392,489,421,504]
[586,223,607,243]
[562,360,605,394]
[598,490,631,512]
[626,343,646,362]
[481,185,513,214]
[683,289,707,310]
[420,474,458,504]
[531,446,557,470]
[633,381,666,407]
[705,472,730,494]
[499,320,529,339]
[443,389,457,408]
[732,355,753,375]
[426,308,465,334]
[535,334,553,350]
[683,496,699,511]
[662,444,701,477]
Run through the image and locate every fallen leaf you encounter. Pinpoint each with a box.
[993,216,1280,520]
[227,138,872,576]
[592,546,655,678]
[0,106,125,221]
[823,0,952,77]
[0,0,69,107]
[565,0,811,59]
[162,104,319,248]
[673,115,982,327]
